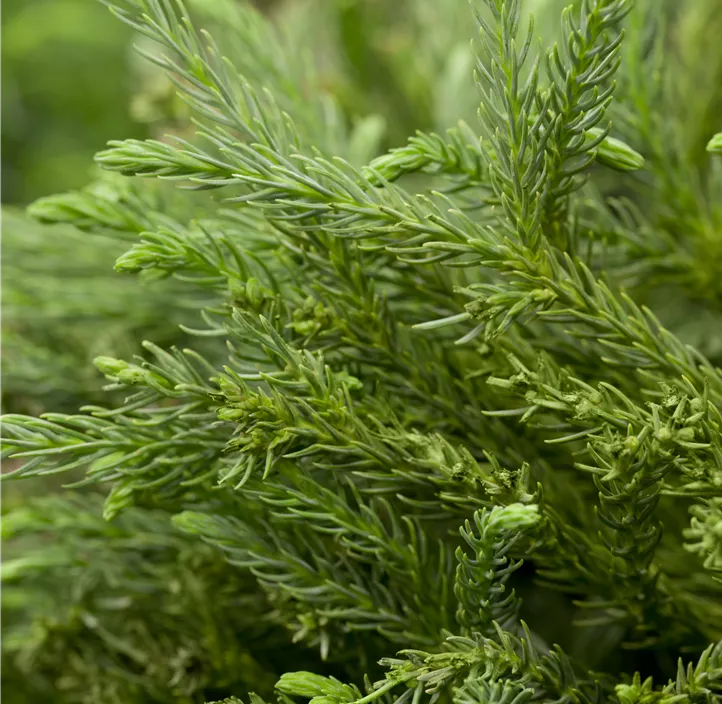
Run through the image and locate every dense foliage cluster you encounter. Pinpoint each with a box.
[3,0,722,702]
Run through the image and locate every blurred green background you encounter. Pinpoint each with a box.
[1,0,146,205]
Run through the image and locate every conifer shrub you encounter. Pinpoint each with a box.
[3,0,722,701]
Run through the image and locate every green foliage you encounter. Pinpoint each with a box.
[3,0,722,702]
[1,494,314,703]
[0,205,200,415]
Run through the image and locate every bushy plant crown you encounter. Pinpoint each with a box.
[3,0,722,701]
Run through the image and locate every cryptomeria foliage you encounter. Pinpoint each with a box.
[3,0,722,702]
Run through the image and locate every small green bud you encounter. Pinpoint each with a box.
[117,367,148,385]
[276,673,339,698]
[531,288,556,302]
[94,356,130,378]
[623,435,639,453]
[588,128,645,171]
[218,376,241,397]
[103,481,135,521]
[685,499,722,571]
[465,298,487,319]
[276,672,360,702]
[217,407,245,422]
[655,427,673,443]
[363,152,404,183]
[276,674,362,704]
[172,511,215,536]
[115,245,158,273]
[676,426,696,442]
[588,391,603,405]
[615,674,655,704]
[495,503,540,531]
[707,133,722,153]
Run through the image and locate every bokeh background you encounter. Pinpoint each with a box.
[2,0,145,205]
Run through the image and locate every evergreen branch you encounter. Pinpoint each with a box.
[607,1,722,306]
[97,136,239,188]
[486,352,722,638]
[471,0,546,250]
[105,0,347,155]
[96,123,709,438]
[364,123,487,187]
[280,623,607,704]
[2,326,534,522]
[615,641,722,703]
[364,123,642,190]
[1,208,195,414]
[6,0,722,697]
[454,504,540,636]
[1,344,226,517]
[488,357,721,499]
[103,0,295,154]
[173,507,437,653]
[28,178,159,237]
[540,0,632,236]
